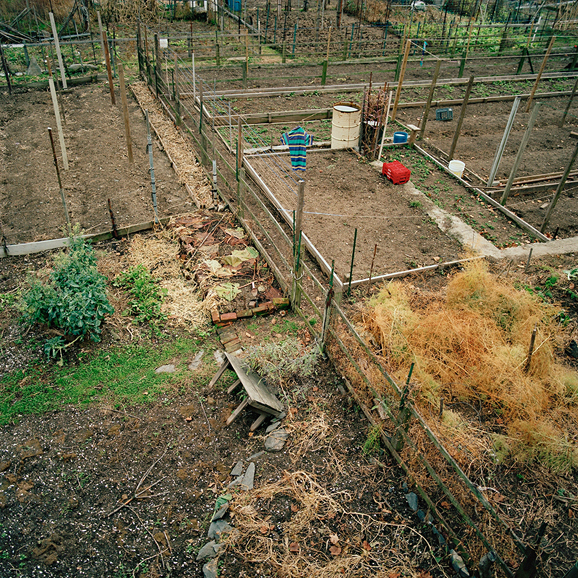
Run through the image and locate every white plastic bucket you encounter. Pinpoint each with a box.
[449,160,465,178]
[331,103,361,150]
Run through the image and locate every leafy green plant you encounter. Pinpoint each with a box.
[362,424,382,456]
[245,338,318,385]
[113,265,167,326]
[20,234,114,347]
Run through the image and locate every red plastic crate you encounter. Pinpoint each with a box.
[382,160,411,185]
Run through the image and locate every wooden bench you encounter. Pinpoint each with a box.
[208,352,284,430]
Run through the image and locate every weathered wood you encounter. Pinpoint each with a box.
[227,378,242,394]
[226,353,284,416]
[448,75,474,161]
[501,102,542,206]
[391,39,411,121]
[208,359,231,389]
[226,397,250,425]
[419,59,441,140]
[541,136,578,232]
[526,36,555,112]
[249,412,268,431]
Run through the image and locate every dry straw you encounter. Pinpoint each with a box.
[362,259,578,471]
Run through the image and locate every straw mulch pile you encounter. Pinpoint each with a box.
[361,259,578,472]
[224,470,440,578]
[131,82,213,209]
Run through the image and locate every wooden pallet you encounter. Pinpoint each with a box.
[208,352,284,430]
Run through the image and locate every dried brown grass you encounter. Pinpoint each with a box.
[362,259,578,471]
[224,470,446,578]
[126,231,208,327]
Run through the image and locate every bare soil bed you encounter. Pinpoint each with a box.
[397,96,578,239]
[0,80,193,245]
[248,148,465,279]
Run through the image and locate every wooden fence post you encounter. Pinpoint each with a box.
[487,95,521,186]
[541,133,578,232]
[560,77,578,128]
[118,64,133,163]
[448,74,474,161]
[500,102,541,205]
[292,180,305,309]
[525,35,555,112]
[419,59,441,140]
[391,39,411,121]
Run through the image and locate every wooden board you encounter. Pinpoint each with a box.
[225,353,283,416]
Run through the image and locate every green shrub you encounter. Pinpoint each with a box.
[113,265,167,326]
[20,235,114,345]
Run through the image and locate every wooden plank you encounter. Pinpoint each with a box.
[208,359,231,389]
[225,353,283,414]
[0,217,171,258]
[210,71,578,99]
[226,397,250,426]
[249,412,268,431]
[227,379,242,395]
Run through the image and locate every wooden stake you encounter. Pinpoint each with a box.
[102,30,115,105]
[448,75,474,161]
[295,179,305,254]
[541,134,578,232]
[326,26,332,60]
[377,90,393,161]
[0,42,12,95]
[49,12,67,89]
[368,243,377,284]
[391,39,411,121]
[560,76,578,128]
[48,128,71,234]
[524,325,537,373]
[237,118,243,173]
[118,64,133,163]
[487,95,521,186]
[419,59,441,140]
[500,102,541,206]
[48,76,69,171]
[525,35,555,113]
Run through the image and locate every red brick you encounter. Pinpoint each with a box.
[237,309,253,319]
[211,310,221,324]
[221,312,237,322]
[252,305,270,316]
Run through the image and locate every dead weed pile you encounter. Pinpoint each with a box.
[125,230,207,327]
[362,259,578,471]
[225,471,441,578]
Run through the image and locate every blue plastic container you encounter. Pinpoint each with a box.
[393,131,408,144]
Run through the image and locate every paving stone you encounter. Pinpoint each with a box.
[227,475,243,488]
[196,541,223,561]
[450,549,470,577]
[203,558,219,578]
[264,428,289,452]
[211,504,229,522]
[155,364,176,374]
[207,519,233,541]
[230,460,244,477]
[188,350,204,371]
[405,492,419,511]
[241,462,255,490]
[248,450,265,460]
[265,421,281,434]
